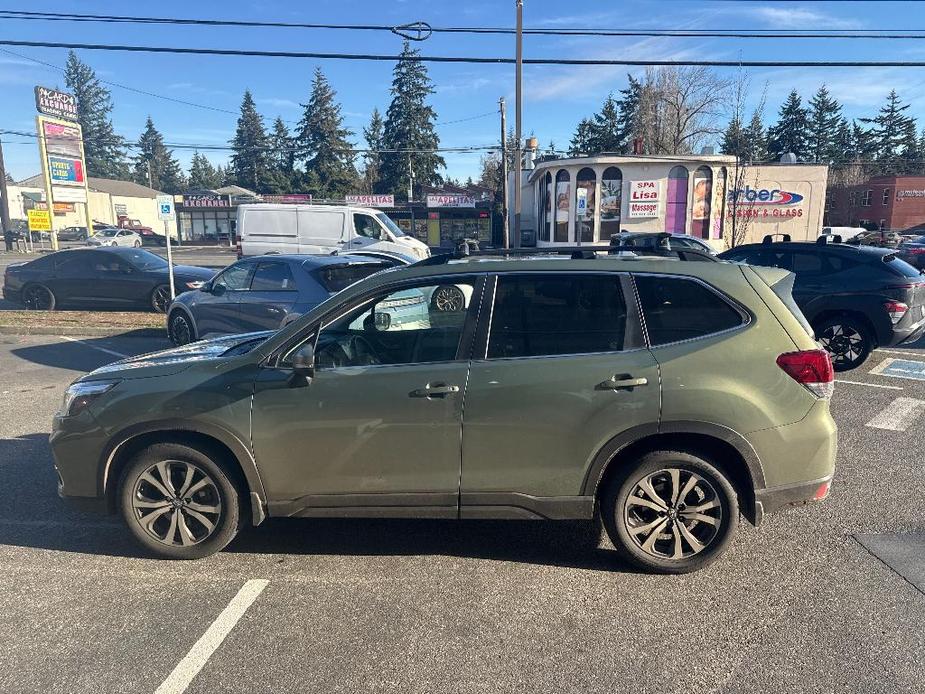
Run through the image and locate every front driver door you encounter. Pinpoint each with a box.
[251,275,484,517]
[194,261,255,338]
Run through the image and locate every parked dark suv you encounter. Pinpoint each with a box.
[720,237,925,370]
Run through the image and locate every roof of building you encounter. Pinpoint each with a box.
[215,185,257,197]
[14,174,163,198]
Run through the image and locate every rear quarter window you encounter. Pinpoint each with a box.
[313,264,387,293]
[635,275,745,346]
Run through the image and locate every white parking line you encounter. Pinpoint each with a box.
[874,348,925,359]
[835,379,904,391]
[865,397,925,432]
[154,579,269,694]
[59,335,128,359]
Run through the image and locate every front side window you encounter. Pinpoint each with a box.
[487,274,626,358]
[309,280,477,369]
[635,275,744,346]
[213,263,253,291]
[251,262,297,291]
[354,214,383,240]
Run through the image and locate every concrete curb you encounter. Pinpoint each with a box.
[0,325,165,338]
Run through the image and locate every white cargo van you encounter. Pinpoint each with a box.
[237,204,430,260]
[820,226,866,242]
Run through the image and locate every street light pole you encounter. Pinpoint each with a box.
[500,96,509,249]
[513,0,523,248]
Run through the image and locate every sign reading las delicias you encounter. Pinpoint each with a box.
[628,180,660,218]
[346,194,394,207]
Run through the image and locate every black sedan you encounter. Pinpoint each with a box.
[2,247,215,313]
[898,235,925,269]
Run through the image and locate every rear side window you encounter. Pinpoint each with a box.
[314,263,387,293]
[635,275,744,346]
[251,262,296,291]
[487,274,626,358]
[791,252,824,275]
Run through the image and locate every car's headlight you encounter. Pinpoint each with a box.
[61,380,119,417]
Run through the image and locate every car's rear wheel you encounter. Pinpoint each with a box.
[168,310,195,346]
[22,283,55,310]
[151,284,172,313]
[119,443,243,560]
[815,315,871,371]
[601,450,738,574]
[431,285,466,312]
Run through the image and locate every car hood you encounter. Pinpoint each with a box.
[170,265,216,281]
[83,331,273,380]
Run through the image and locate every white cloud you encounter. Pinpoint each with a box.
[750,7,863,30]
[257,97,300,110]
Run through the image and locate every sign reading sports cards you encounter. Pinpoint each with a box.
[48,155,85,186]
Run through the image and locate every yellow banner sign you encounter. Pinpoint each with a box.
[27,209,52,231]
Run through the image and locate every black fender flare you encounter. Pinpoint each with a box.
[98,418,267,524]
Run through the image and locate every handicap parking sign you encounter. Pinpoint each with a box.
[156,194,175,221]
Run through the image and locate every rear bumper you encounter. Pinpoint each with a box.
[890,316,925,346]
[754,475,833,522]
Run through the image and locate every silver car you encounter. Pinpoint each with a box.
[87,228,142,248]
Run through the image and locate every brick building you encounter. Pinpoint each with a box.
[826,175,925,233]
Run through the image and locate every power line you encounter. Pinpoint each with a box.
[4,39,925,67]
[1,10,923,40]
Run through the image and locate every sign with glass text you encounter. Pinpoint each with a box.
[346,194,394,207]
[34,86,78,121]
[628,180,660,218]
[426,194,475,208]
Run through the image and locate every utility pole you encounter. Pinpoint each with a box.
[499,97,509,249]
[513,0,524,248]
[0,139,12,245]
[146,160,153,189]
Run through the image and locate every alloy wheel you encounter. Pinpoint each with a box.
[131,460,222,547]
[151,286,171,313]
[432,286,465,312]
[170,312,193,345]
[23,284,53,310]
[818,323,864,366]
[624,468,723,560]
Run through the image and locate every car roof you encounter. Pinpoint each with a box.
[238,253,394,268]
[722,242,894,258]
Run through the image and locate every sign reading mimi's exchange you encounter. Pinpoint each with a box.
[34,86,78,121]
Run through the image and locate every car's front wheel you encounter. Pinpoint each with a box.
[601,450,738,574]
[119,443,243,560]
[168,310,195,345]
[151,284,172,313]
[815,315,872,371]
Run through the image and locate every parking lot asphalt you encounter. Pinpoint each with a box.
[2,333,925,693]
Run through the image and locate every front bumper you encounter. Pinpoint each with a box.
[50,410,111,510]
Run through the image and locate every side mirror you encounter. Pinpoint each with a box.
[211,283,226,297]
[289,342,315,387]
[199,283,212,293]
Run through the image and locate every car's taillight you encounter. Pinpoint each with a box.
[907,247,925,255]
[884,300,909,325]
[777,349,834,399]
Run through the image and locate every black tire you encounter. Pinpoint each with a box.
[151,284,172,313]
[430,285,466,312]
[814,315,872,372]
[118,443,243,560]
[601,450,739,574]
[168,310,195,346]
[22,283,56,311]
[133,239,141,248]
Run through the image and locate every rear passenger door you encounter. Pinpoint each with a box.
[460,273,661,516]
[237,260,299,331]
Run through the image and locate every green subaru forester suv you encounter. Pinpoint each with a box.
[51,250,836,573]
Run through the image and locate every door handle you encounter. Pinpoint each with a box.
[596,375,648,391]
[409,383,461,398]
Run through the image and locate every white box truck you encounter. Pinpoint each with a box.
[237,204,430,260]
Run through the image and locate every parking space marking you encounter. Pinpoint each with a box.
[865,397,925,432]
[154,579,269,694]
[59,335,128,359]
[874,348,925,358]
[870,357,925,381]
[835,379,904,391]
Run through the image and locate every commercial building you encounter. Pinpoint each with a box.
[512,154,829,249]
[825,175,925,233]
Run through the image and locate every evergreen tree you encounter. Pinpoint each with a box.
[362,108,384,194]
[229,89,272,192]
[569,118,595,155]
[188,151,221,190]
[379,41,445,198]
[590,94,625,152]
[807,85,842,163]
[63,50,127,179]
[861,90,919,175]
[767,90,810,160]
[743,109,768,161]
[266,116,294,193]
[294,68,357,198]
[899,118,921,174]
[720,116,747,159]
[132,116,184,193]
[616,76,643,149]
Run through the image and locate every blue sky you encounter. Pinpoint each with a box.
[3,0,925,184]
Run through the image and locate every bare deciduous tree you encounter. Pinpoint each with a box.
[725,70,768,249]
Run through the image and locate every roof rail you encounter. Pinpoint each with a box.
[412,241,718,266]
[762,234,792,244]
[816,234,842,245]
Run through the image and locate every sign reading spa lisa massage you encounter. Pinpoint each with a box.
[628,180,660,218]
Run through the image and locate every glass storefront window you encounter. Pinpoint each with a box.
[539,172,552,242]
[576,167,596,243]
[600,167,622,239]
[554,169,570,243]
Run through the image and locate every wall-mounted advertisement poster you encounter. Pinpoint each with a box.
[628,180,660,218]
[555,180,570,242]
[42,120,82,158]
[692,176,711,221]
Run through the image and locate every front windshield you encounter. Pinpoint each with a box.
[117,248,168,271]
[375,212,405,237]
[97,229,118,237]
